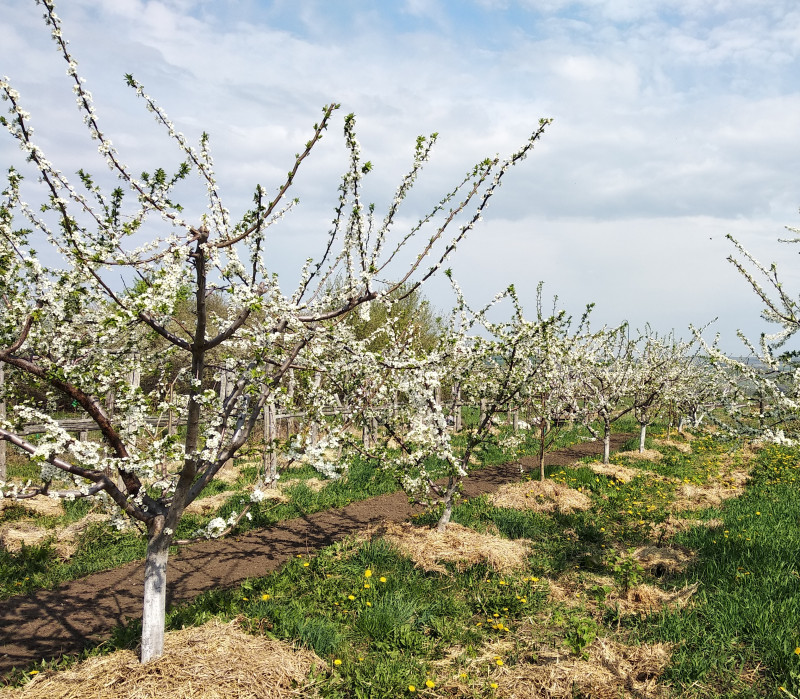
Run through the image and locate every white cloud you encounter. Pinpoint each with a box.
[0,0,797,352]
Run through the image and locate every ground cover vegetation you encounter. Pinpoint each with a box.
[0,0,723,667]
[6,430,800,697]
[2,0,800,694]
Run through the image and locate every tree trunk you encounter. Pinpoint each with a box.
[262,402,278,486]
[639,423,647,453]
[140,528,170,663]
[436,478,460,531]
[538,419,547,481]
[603,419,611,464]
[0,364,5,482]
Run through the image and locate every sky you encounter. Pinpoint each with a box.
[1,0,799,353]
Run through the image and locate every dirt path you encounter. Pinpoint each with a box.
[0,435,628,676]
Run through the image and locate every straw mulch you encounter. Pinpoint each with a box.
[448,637,672,699]
[546,574,698,617]
[0,513,108,558]
[281,478,327,493]
[612,583,699,617]
[0,495,64,517]
[0,619,324,699]
[215,460,244,484]
[488,480,592,514]
[586,462,645,484]
[615,449,664,463]
[654,439,692,454]
[633,545,695,574]
[671,481,743,512]
[365,520,531,574]
[650,515,722,540]
[184,492,236,516]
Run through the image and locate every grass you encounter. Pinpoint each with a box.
[0,422,591,601]
[15,425,800,695]
[630,442,800,698]
[9,426,799,698]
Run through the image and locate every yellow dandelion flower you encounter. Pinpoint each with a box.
[348,595,355,601]
[409,685,416,692]
[379,576,387,583]
[261,593,270,601]
[364,569,373,578]
[425,680,435,688]
[491,682,498,689]
[364,583,370,588]
[496,659,504,666]
[303,562,310,567]
[334,659,342,666]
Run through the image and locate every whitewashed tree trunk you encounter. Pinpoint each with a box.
[140,529,170,663]
[262,402,278,486]
[454,384,462,432]
[436,478,460,531]
[603,418,612,464]
[479,398,487,426]
[310,372,322,445]
[0,365,5,481]
[639,423,647,453]
[287,369,295,436]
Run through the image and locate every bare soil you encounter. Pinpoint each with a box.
[0,435,627,677]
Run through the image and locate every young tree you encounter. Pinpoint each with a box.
[331,281,576,530]
[698,222,800,442]
[631,328,698,451]
[0,1,552,662]
[524,291,593,480]
[578,324,637,464]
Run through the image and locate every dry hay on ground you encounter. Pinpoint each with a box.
[1,619,323,699]
[215,459,244,484]
[280,477,327,493]
[488,480,592,514]
[654,438,692,454]
[364,520,531,574]
[441,637,671,699]
[586,462,646,484]
[0,495,64,518]
[633,545,695,574]
[615,449,664,463]
[545,574,698,617]
[650,514,723,540]
[0,514,108,558]
[671,480,744,512]
[184,492,234,516]
[616,583,699,616]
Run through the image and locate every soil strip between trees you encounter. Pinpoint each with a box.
[0,436,627,676]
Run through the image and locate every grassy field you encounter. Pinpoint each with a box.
[0,420,583,601]
[5,428,800,697]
